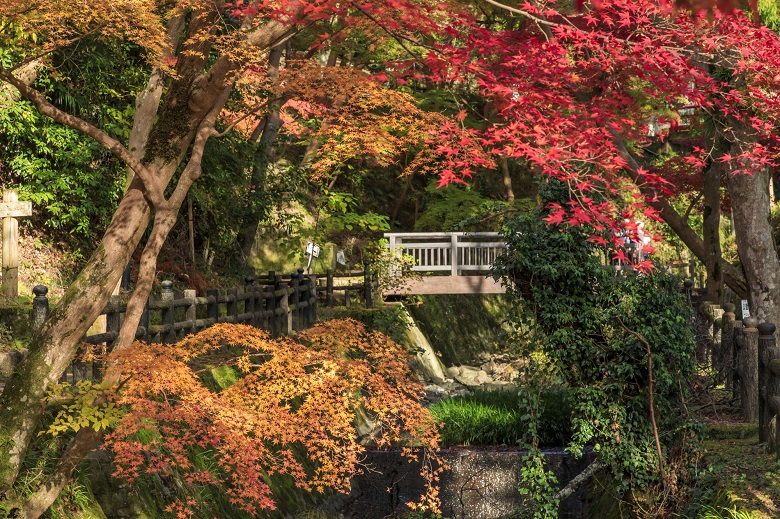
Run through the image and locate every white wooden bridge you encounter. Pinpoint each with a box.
[384,232,507,295]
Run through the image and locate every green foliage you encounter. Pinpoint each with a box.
[316,189,389,235]
[759,0,780,31]
[0,38,146,249]
[0,100,124,242]
[415,183,505,232]
[429,389,571,447]
[492,181,700,515]
[695,506,755,519]
[42,380,121,436]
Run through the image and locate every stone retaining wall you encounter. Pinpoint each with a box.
[330,448,595,519]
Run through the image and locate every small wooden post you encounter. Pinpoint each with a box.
[723,303,736,391]
[138,302,150,342]
[98,295,121,379]
[280,276,291,335]
[758,321,779,451]
[184,289,197,333]
[269,275,280,338]
[245,276,256,326]
[712,304,724,372]
[1,190,32,298]
[743,316,760,425]
[207,288,219,326]
[105,295,121,349]
[299,271,310,327]
[309,274,317,326]
[228,287,239,324]
[684,280,693,306]
[364,261,373,308]
[121,263,132,291]
[31,285,48,335]
[161,280,175,344]
[291,270,301,331]
[326,269,334,308]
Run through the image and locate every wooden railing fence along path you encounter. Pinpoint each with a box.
[697,293,780,457]
[28,265,376,384]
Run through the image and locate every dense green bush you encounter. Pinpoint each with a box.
[492,181,700,516]
[430,389,571,447]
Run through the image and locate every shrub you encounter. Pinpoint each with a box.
[53,320,445,517]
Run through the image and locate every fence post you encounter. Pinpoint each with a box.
[161,280,175,344]
[31,285,49,335]
[227,287,238,324]
[759,321,779,452]
[268,272,282,339]
[298,269,310,328]
[450,233,459,276]
[106,295,121,348]
[743,316,760,425]
[245,275,256,327]
[121,262,132,291]
[722,303,736,391]
[364,261,373,308]
[684,279,693,306]
[291,270,301,331]
[280,275,291,335]
[207,288,219,327]
[309,274,317,326]
[184,289,197,334]
[138,301,150,342]
[326,269,334,307]
[712,304,724,372]
[95,295,121,379]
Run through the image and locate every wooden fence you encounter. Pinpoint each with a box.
[30,266,376,383]
[700,300,780,457]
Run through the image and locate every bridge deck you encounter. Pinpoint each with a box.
[384,275,506,296]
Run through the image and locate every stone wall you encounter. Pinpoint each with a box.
[329,448,596,519]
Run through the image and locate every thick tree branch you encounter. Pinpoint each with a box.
[611,131,748,298]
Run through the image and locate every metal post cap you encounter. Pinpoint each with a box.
[683,280,693,288]
[32,285,48,297]
[758,321,776,337]
[744,316,759,329]
[161,280,174,290]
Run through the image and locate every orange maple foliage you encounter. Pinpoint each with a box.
[103,320,441,516]
[230,60,493,182]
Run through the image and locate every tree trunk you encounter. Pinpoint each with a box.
[702,158,724,303]
[0,177,151,497]
[241,44,286,261]
[728,161,780,327]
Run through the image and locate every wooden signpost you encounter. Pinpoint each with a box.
[1,190,32,298]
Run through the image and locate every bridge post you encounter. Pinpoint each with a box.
[450,233,459,276]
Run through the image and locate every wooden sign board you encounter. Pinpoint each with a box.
[1,190,32,298]
[0,201,32,219]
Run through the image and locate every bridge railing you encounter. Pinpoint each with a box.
[384,232,505,276]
